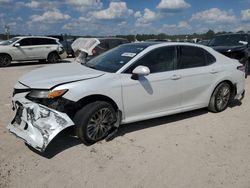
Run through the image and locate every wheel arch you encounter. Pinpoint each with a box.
[0,53,13,60]
[47,50,60,60]
[210,80,236,101]
[76,94,119,111]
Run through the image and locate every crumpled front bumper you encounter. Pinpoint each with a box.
[7,95,74,152]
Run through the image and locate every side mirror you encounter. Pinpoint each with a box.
[131,66,150,80]
[14,43,20,47]
[238,41,248,45]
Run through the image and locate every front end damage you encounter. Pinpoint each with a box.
[8,93,74,152]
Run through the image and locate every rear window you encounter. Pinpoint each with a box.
[178,46,207,69]
[205,51,216,64]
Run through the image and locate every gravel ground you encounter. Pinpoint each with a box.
[0,60,250,188]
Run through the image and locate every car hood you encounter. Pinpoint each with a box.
[211,45,247,53]
[19,63,105,89]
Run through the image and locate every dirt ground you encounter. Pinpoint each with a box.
[0,60,250,188]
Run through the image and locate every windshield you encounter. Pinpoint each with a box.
[208,34,248,46]
[0,37,20,45]
[85,44,147,73]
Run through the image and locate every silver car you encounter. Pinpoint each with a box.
[8,42,245,152]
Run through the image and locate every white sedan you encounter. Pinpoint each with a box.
[8,42,245,152]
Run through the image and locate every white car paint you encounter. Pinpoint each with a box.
[8,42,245,152]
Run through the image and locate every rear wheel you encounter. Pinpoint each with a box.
[0,54,11,67]
[208,82,231,112]
[74,101,116,144]
[47,52,60,63]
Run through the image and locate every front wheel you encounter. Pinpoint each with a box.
[0,54,11,67]
[74,101,117,144]
[208,82,231,112]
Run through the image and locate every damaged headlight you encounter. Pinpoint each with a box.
[27,89,68,99]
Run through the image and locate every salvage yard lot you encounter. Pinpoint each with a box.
[0,60,250,188]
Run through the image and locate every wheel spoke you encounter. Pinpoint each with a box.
[86,107,114,141]
[216,85,230,110]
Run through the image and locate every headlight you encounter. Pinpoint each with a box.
[27,89,68,99]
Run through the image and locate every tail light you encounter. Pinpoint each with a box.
[237,65,245,72]
[92,48,97,55]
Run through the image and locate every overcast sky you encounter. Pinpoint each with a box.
[1,0,250,36]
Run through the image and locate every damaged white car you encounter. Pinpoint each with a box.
[8,42,245,152]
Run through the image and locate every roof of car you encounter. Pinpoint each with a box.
[98,37,128,41]
[216,33,249,36]
[122,42,162,47]
[15,36,58,40]
[122,41,208,49]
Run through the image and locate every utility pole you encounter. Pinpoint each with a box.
[4,25,10,40]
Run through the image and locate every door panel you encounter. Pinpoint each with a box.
[121,46,181,121]
[176,65,217,108]
[176,45,218,108]
[11,46,28,60]
[121,72,182,121]
[12,38,34,60]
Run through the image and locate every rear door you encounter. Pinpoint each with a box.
[175,45,218,108]
[39,38,58,58]
[29,38,45,59]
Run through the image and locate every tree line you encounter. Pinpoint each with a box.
[1,29,249,41]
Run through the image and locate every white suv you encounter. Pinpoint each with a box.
[0,36,65,67]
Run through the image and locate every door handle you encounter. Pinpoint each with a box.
[170,74,181,80]
[210,69,218,74]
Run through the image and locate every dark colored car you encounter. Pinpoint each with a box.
[208,33,250,78]
[90,38,129,58]
[198,39,210,46]
[145,39,170,42]
[48,35,75,57]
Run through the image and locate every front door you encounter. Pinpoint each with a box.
[121,46,182,122]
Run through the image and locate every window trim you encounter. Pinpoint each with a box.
[122,45,178,74]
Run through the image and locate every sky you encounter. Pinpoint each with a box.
[0,0,250,36]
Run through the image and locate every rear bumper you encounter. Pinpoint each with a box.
[7,96,74,152]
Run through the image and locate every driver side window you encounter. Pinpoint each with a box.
[125,46,176,74]
[19,38,32,46]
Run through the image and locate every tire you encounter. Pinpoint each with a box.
[74,101,116,144]
[208,82,231,113]
[0,54,11,67]
[47,52,60,63]
[245,61,249,78]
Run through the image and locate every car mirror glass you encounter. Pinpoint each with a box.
[14,43,20,47]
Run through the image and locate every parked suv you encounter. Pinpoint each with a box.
[208,33,250,77]
[0,36,65,67]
